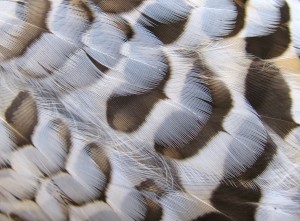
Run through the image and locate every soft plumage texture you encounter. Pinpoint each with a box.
[0,0,299,220]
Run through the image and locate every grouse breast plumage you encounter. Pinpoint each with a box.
[0,0,300,220]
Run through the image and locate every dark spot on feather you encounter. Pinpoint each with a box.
[245,60,298,137]
[92,0,145,13]
[142,14,188,44]
[245,2,291,59]
[5,91,38,146]
[155,60,232,159]
[106,58,170,133]
[211,181,261,221]
[194,212,233,221]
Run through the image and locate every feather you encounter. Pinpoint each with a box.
[0,0,300,220]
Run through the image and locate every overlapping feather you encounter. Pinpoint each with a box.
[0,0,300,220]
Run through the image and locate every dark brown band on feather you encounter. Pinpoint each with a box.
[245,2,291,59]
[155,60,232,159]
[106,58,170,133]
[0,0,50,60]
[239,137,277,180]
[142,14,188,44]
[227,0,248,37]
[211,181,261,221]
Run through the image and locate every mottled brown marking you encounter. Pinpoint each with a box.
[0,0,50,60]
[246,2,291,59]
[92,0,145,13]
[107,59,170,133]
[5,91,38,146]
[245,60,298,137]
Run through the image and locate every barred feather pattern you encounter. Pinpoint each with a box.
[0,0,300,220]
